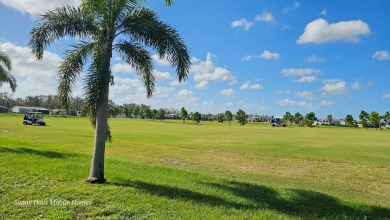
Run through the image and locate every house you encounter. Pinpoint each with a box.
[12,106,50,114]
[0,105,9,113]
[51,109,78,116]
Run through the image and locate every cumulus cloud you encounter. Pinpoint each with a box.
[283,2,300,14]
[0,0,80,16]
[152,54,171,66]
[255,11,275,23]
[319,8,327,16]
[320,100,333,106]
[281,68,320,83]
[240,82,263,90]
[276,89,291,94]
[305,55,326,63]
[175,89,193,99]
[231,18,253,31]
[372,50,390,61]
[320,79,347,94]
[241,50,280,61]
[296,91,314,100]
[260,50,280,60]
[112,63,135,74]
[220,88,234,97]
[351,81,362,90]
[0,42,62,97]
[382,93,390,98]
[190,53,235,89]
[277,99,308,108]
[153,70,172,81]
[297,18,370,44]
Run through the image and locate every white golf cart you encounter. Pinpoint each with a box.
[23,112,46,126]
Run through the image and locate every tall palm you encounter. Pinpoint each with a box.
[0,51,17,92]
[29,0,190,183]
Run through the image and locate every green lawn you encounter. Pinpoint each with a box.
[1,114,389,219]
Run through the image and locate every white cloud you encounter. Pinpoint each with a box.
[281,68,321,77]
[240,83,249,90]
[175,89,193,99]
[0,42,62,97]
[276,89,291,94]
[231,18,253,31]
[296,91,315,100]
[153,70,172,81]
[320,79,347,94]
[283,2,300,14]
[190,53,236,88]
[297,18,370,44]
[372,50,390,61]
[260,50,280,60]
[277,99,307,108]
[305,55,326,63]
[220,88,234,97]
[112,63,135,74]
[152,54,171,66]
[170,80,183,86]
[382,93,390,99]
[255,11,275,23]
[294,75,317,83]
[281,68,320,83]
[351,81,362,90]
[194,80,208,89]
[320,100,333,106]
[319,8,327,16]
[242,50,280,62]
[0,0,80,16]
[250,84,263,90]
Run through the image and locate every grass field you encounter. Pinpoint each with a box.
[1,114,389,219]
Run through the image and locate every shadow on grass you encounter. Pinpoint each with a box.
[0,147,74,158]
[112,179,390,219]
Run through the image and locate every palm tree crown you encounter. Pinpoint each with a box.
[29,0,190,183]
[0,51,17,92]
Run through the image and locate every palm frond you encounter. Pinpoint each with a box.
[58,41,95,109]
[0,51,12,71]
[29,6,96,60]
[115,40,155,97]
[120,7,190,82]
[0,65,17,92]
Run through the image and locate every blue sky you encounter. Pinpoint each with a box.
[0,0,389,118]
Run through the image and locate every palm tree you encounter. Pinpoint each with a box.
[0,51,17,92]
[29,0,190,183]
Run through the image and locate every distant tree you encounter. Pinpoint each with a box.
[132,106,140,119]
[294,112,304,126]
[304,112,317,127]
[369,111,380,129]
[0,51,17,92]
[141,105,152,119]
[283,112,293,126]
[327,114,333,125]
[180,107,188,124]
[345,114,355,127]
[383,111,390,126]
[217,113,225,123]
[225,110,233,125]
[156,108,166,121]
[359,110,369,129]
[235,109,247,126]
[108,104,120,118]
[152,109,158,120]
[192,111,201,124]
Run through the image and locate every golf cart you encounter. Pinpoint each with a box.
[271,116,286,127]
[23,112,46,126]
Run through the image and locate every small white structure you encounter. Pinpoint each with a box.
[12,106,50,114]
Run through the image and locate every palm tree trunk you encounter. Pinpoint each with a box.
[86,87,109,183]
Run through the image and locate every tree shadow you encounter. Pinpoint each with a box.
[0,147,74,158]
[111,179,390,219]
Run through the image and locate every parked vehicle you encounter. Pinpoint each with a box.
[23,112,46,126]
[271,116,286,127]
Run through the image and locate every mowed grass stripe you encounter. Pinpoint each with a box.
[0,114,389,219]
